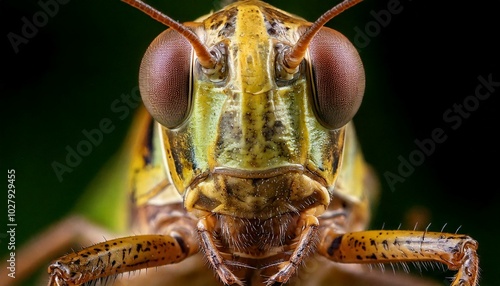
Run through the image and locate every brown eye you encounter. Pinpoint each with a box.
[139,29,193,128]
[308,27,365,130]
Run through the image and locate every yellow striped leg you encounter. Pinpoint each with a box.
[318,229,479,286]
[47,233,199,286]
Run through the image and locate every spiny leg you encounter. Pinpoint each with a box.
[318,229,479,286]
[0,215,118,286]
[266,212,319,286]
[47,229,199,286]
[197,215,244,286]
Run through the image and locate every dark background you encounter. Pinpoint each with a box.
[1,0,498,285]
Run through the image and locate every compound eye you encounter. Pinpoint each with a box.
[308,27,365,130]
[139,29,192,129]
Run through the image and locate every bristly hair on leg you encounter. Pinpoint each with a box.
[440,223,448,233]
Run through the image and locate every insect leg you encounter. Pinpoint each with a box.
[47,228,199,285]
[197,215,244,286]
[0,215,119,286]
[317,229,479,286]
[266,211,319,286]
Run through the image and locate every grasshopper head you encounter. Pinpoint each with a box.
[126,0,364,218]
[126,0,364,131]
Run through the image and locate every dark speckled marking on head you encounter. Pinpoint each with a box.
[202,7,237,43]
[262,6,304,39]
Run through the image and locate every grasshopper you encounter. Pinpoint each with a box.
[1,0,479,285]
